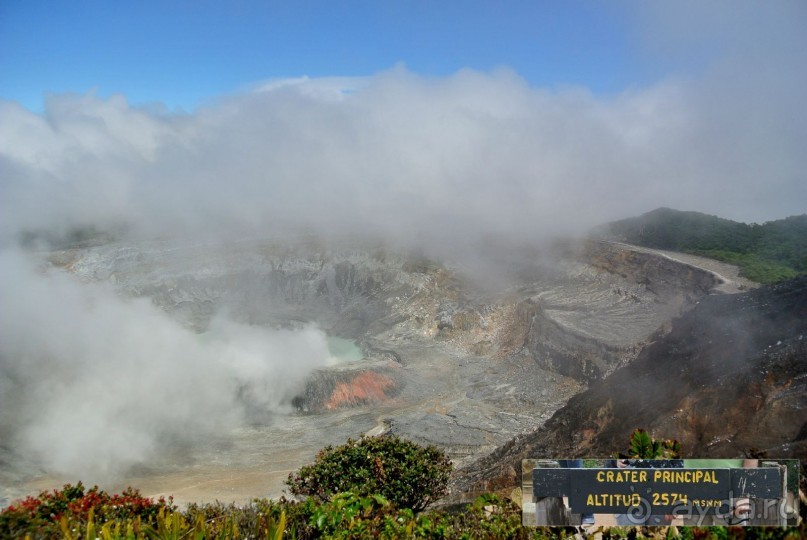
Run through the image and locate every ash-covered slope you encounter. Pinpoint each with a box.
[453,276,807,494]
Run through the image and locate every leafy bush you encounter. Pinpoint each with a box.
[0,482,174,539]
[286,435,452,512]
[425,494,559,539]
[617,428,681,459]
[306,492,563,539]
[308,491,402,538]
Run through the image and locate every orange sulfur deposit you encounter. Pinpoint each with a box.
[325,371,397,410]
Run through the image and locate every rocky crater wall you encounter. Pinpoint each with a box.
[49,238,724,389]
[451,276,807,496]
[584,241,719,302]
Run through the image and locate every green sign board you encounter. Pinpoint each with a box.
[533,467,782,514]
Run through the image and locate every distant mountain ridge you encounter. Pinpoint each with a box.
[596,208,807,283]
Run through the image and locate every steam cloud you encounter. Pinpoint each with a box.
[1,1,805,480]
[0,250,330,481]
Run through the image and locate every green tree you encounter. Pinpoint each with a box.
[286,435,452,512]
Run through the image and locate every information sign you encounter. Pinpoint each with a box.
[533,467,782,515]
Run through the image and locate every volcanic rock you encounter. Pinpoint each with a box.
[452,276,807,494]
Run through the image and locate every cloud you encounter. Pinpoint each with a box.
[1,53,805,252]
[0,249,330,481]
[627,1,807,209]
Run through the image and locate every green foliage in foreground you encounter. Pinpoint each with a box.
[4,485,804,539]
[0,482,175,539]
[286,435,452,512]
[599,208,807,283]
[2,435,804,539]
[2,488,571,539]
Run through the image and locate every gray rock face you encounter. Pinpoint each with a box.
[56,240,421,334]
[1,236,719,505]
[451,277,807,497]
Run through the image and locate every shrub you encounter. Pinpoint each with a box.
[286,435,452,512]
[0,482,174,539]
[617,428,681,459]
[306,492,562,539]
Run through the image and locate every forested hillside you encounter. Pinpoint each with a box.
[598,208,807,283]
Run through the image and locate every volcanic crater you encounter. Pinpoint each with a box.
[2,236,739,506]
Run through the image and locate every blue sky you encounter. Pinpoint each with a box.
[2,1,663,112]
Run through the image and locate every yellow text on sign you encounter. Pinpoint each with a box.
[586,493,642,507]
[595,470,648,482]
[651,492,688,505]
[652,470,719,484]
